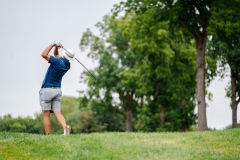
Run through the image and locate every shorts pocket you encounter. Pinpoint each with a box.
[39,89,53,101]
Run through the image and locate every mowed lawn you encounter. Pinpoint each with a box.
[0,129,240,160]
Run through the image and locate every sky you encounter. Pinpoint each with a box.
[0,0,238,130]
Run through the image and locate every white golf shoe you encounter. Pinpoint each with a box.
[64,125,71,135]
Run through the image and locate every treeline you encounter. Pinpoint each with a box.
[78,0,240,132]
[79,15,197,132]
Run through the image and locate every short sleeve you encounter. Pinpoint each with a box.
[48,55,58,64]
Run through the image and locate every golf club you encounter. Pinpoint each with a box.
[62,47,97,84]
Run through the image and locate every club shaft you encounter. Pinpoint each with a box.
[74,57,96,80]
[62,47,96,80]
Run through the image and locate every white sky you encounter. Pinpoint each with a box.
[0,0,238,130]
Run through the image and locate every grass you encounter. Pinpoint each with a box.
[0,129,240,160]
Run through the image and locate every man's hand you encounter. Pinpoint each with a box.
[52,41,60,47]
[57,43,63,48]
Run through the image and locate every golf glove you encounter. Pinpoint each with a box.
[52,41,60,47]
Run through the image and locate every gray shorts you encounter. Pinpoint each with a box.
[39,88,62,112]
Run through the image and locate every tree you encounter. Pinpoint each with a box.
[0,114,44,134]
[80,16,139,132]
[118,9,197,131]
[66,96,124,133]
[113,0,219,131]
[80,11,197,132]
[67,109,106,133]
[207,0,240,128]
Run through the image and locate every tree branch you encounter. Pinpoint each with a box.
[112,106,124,116]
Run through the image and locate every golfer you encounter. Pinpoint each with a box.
[39,42,74,135]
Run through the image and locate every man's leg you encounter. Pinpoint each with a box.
[52,89,71,135]
[42,110,51,135]
[53,110,66,129]
[40,88,53,134]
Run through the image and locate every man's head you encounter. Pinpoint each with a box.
[62,48,75,61]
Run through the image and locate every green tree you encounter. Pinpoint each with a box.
[113,0,220,131]
[207,0,240,128]
[67,109,106,133]
[80,15,139,132]
[118,10,197,131]
[80,11,197,132]
[0,114,13,132]
[0,114,43,134]
[10,122,26,132]
[91,103,125,132]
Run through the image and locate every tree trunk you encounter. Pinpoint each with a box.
[195,33,208,131]
[180,98,189,132]
[231,75,238,128]
[154,80,165,128]
[126,109,132,132]
[159,105,165,128]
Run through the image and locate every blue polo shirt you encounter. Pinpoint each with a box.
[41,56,70,87]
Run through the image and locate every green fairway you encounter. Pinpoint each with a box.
[0,129,240,160]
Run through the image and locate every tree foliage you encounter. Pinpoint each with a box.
[79,9,197,132]
[112,0,238,131]
[207,0,240,128]
[121,9,197,131]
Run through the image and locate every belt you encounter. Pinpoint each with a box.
[41,86,60,89]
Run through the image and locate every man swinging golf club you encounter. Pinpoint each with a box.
[39,41,74,135]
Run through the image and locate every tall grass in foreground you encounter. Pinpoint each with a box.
[0,129,240,160]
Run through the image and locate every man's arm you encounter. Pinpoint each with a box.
[41,44,54,61]
[53,43,63,58]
